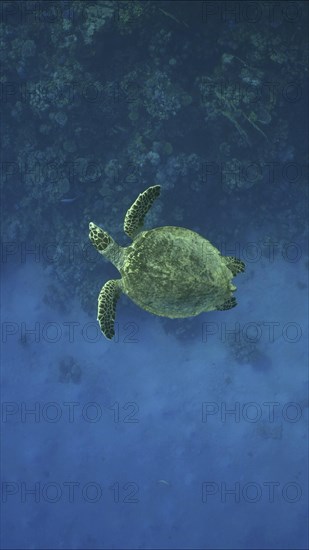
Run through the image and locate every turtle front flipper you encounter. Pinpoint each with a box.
[124,185,161,239]
[89,222,112,253]
[97,280,122,339]
[89,222,123,271]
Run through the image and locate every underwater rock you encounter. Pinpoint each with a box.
[59,356,82,384]
[256,421,283,440]
[228,339,272,371]
[21,39,36,58]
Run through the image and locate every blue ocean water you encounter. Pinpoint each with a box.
[1,1,308,549]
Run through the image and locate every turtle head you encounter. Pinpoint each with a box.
[89,222,123,271]
[89,222,112,253]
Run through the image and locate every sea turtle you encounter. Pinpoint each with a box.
[89,185,245,339]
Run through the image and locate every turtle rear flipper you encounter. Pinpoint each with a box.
[97,280,122,339]
[124,185,161,239]
[223,256,245,275]
[217,297,237,311]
